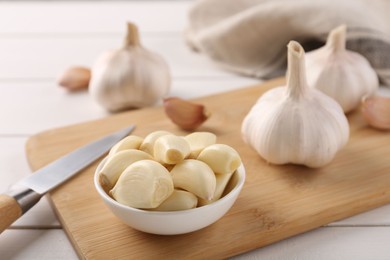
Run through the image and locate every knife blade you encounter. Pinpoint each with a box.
[0,125,135,233]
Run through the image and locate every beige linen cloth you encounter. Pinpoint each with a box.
[186,0,390,86]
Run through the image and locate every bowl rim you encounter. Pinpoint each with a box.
[94,156,246,215]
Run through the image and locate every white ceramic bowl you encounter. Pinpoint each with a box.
[94,157,245,235]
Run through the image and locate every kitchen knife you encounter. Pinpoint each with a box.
[0,125,135,233]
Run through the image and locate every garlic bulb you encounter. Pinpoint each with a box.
[305,25,379,113]
[242,41,350,168]
[89,22,171,112]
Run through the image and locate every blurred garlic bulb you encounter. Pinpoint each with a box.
[305,25,379,113]
[242,41,350,168]
[89,22,171,112]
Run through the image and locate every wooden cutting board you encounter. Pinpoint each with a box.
[25,78,390,259]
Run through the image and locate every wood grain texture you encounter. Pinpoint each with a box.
[25,78,390,259]
[0,195,22,233]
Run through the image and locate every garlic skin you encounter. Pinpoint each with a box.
[57,66,91,91]
[163,97,210,130]
[361,95,390,130]
[242,41,349,168]
[89,22,171,112]
[305,25,379,113]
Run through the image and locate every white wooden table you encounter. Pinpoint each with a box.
[0,1,389,259]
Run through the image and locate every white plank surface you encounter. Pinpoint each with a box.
[0,1,190,33]
[233,227,390,260]
[0,78,259,135]
[0,229,78,259]
[0,36,234,80]
[0,1,389,259]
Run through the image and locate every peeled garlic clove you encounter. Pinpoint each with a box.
[163,97,210,130]
[185,132,217,159]
[99,149,153,190]
[139,130,171,155]
[151,190,198,211]
[89,22,171,112]
[108,135,144,156]
[57,66,91,91]
[198,171,234,206]
[361,95,390,130]
[305,25,379,113]
[197,144,241,174]
[110,160,173,209]
[242,41,349,168]
[153,135,191,164]
[170,159,216,200]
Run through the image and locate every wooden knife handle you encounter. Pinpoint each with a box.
[0,194,22,233]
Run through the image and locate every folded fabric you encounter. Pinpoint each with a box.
[186,0,390,86]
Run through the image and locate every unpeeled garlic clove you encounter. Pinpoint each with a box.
[99,149,153,191]
[184,132,217,159]
[151,190,198,211]
[139,130,172,155]
[153,135,191,164]
[170,159,216,200]
[163,97,210,130]
[57,66,91,91]
[197,144,241,174]
[110,160,174,209]
[361,95,390,130]
[108,135,144,156]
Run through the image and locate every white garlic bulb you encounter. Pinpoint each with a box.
[305,25,379,113]
[242,41,350,168]
[89,22,171,112]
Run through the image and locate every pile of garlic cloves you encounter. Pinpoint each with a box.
[99,131,242,211]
